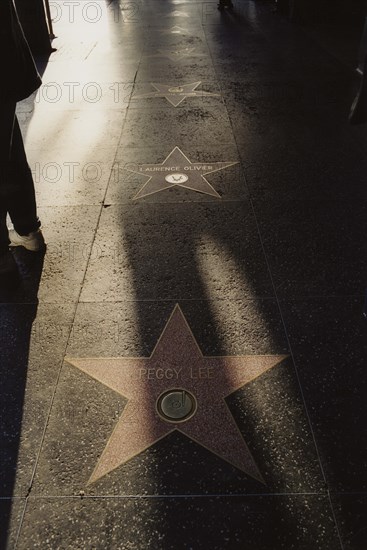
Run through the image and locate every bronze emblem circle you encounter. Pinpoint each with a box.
[156,389,197,423]
[164,173,188,184]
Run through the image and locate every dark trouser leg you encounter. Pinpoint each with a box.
[276,0,290,15]
[7,117,41,236]
[0,102,16,256]
[350,56,367,125]
[0,204,8,256]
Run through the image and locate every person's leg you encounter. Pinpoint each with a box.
[6,115,44,251]
[0,101,16,256]
[0,102,19,288]
[0,204,9,257]
[7,116,41,236]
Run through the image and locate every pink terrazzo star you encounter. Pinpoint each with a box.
[66,305,286,484]
[128,146,238,199]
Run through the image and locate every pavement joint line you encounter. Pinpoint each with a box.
[21,491,327,500]
[17,61,144,512]
[13,499,28,550]
[74,293,366,305]
[18,310,80,539]
[14,67,144,542]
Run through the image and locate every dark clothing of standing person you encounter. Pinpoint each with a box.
[0,0,44,289]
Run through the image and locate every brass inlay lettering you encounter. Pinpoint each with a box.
[184,165,213,171]
[139,367,182,380]
[139,366,214,380]
[190,366,214,379]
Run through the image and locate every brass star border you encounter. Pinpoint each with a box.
[66,306,287,485]
[132,82,220,107]
[127,146,238,199]
[159,25,189,35]
[146,48,206,61]
[165,10,190,17]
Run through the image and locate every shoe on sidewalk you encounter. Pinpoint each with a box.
[9,229,45,252]
[0,250,20,291]
[218,1,233,10]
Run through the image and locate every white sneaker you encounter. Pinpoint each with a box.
[9,228,45,252]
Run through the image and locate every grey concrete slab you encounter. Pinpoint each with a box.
[141,32,208,53]
[0,303,75,497]
[34,56,140,93]
[136,4,204,23]
[98,4,205,30]
[240,135,367,204]
[212,58,301,83]
[65,299,289,358]
[223,100,367,205]
[17,495,340,549]
[79,202,273,302]
[118,103,233,150]
[105,145,246,204]
[136,57,218,83]
[204,27,269,55]
[46,0,141,48]
[31,80,135,113]
[26,148,116,207]
[18,109,125,154]
[205,11,353,83]
[46,40,99,63]
[0,498,26,550]
[331,493,367,550]
[254,199,367,297]
[31,206,101,303]
[225,101,361,164]
[280,298,367,492]
[87,44,143,66]
[221,110,310,163]
[221,77,355,118]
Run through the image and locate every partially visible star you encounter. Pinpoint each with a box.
[127,146,238,199]
[132,82,220,107]
[146,48,206,61]
[165,10,190,17]
[160,25,189,34]
[66,305,287,484]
